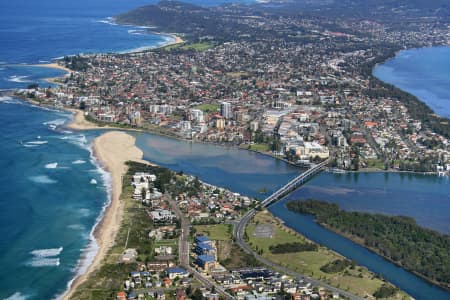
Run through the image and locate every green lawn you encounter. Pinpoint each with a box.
[248,143,270,152]
[163,42,214,52]
[194,103,220,113]
[365,158,385,169]
[246,211,408,299]
[194,224,232,241]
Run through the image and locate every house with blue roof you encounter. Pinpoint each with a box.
[195,254,217,272]
[195,235,211,244]
[194,242,217,258]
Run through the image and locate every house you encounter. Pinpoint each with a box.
[195,235,211,245]
[166,267,190,280]
[163,277,172,288]
[120,249,137,263]
[195,242,217,258]
[195,255,217,272]
[116,291,127,300]
[176,289,187,300]
[151,209,176,223]
[155,246,173,256]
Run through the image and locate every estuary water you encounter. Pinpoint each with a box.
[0,0,449,298]
[373,46,450,118]
[134,132,450,300]
[0,0,256,298]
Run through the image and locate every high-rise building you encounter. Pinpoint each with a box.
[220,101,232,119]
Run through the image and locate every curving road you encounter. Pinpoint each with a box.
[233,160,364,300]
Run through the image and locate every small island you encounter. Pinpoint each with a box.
[286,199,450,291]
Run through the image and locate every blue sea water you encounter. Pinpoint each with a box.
[374,46,450,118]
[0,0,449,298]
[0,98,109,299]
[0,0,261,298]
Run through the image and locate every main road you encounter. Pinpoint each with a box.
[233,160,364,300]
[167,196,234,299]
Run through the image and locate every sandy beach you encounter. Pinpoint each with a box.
[63,131,149,300]
[31,63,72,73]
[173,35,184,44]
[66,108,104,130]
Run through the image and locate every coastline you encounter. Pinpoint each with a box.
[373,45,450,120]
[62,131,150,300]
[306,216,450,291]
[29,63,72,73]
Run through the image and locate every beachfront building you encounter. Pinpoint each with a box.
[131,172,157,201]
[150,209,176,224]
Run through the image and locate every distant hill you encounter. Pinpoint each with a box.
[274,0,450,20]
[116,0,450,33]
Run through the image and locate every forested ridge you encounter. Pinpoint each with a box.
[287,199,450,290]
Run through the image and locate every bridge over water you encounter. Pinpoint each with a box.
[234,158,363,300]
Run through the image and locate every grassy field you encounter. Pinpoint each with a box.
[248,143,270,152]
[246,211,410,300]
[365,158,386,169]
[194,103,219,113]
[194,224,232,241]
[163,42,214,52]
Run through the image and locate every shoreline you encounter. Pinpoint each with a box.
[29,63,73,73]
[315,222,450,292]
[372,45,450,120]
[62,131,150,300]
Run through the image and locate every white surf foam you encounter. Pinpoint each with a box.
[128,29,145,35]
[29,175,57,184]
[4,292,29,300]
[28,257,60,267]
[27,247,62,268]
[58,140,112,300]
[96,17,117,26]
[30,247,63,258]
[72,159,86,165]
[0,96,22,105]
[45,162,58,169]
[7,75,30,83]
[61,134,88,150]
[44,118,66,130]
[26,140,48,145]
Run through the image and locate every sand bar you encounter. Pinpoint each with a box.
[66,108,104,130]
[30,63,72,73]
[63,131,149,299]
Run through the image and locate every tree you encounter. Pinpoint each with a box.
[192,289,203,300]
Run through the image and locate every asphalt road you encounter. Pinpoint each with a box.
[168,196,234,299]
[234,209,364,300]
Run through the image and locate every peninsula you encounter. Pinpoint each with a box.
[287,199,450,291]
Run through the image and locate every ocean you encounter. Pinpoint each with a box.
[373,46,450,118]
[0,0,255,298]
[0,98,109,299]
[0,0,449,299]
